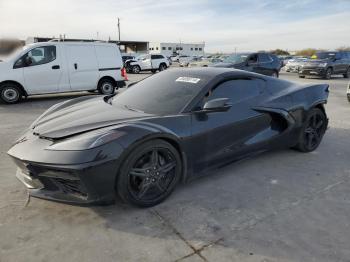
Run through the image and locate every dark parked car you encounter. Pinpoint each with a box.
[212,52,282,77]
[299,51,350,79]
[8,68,329,207]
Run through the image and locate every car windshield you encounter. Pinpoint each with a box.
[223,53,249,64]
[314,52,336,60]
[112,70,209,115]
[137,54,149,60]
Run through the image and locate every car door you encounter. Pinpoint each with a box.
[337,52,348,73]
[257,53,274,76]
[190,78,271,174]
[20,45,63,94]
[244,54,261,74]
[151,55,162,69]
[139,55,152,70]
[66,44,99,91]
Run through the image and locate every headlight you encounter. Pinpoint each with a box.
[318,63,327,67]
[47,128,126,151]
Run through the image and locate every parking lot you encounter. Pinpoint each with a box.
[0,70,349,262]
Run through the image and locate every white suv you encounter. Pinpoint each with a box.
[128,54,169,74]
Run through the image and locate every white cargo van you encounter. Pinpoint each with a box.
[0,42,126,103]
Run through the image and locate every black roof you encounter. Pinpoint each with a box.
[166,67,265,80]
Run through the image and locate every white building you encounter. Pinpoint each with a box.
[149,42,205,57]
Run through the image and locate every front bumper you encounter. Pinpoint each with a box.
[285,65,299,72]
[299,67,326,76]
[8,132,124,205]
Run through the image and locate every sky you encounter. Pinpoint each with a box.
[0,0,349,53]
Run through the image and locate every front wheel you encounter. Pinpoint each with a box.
[294,108,327,152]
[117,140,182,207]
[159,63,167,72]
[324,68,332,80]
[0,83,22,104]
[132,65,141,74]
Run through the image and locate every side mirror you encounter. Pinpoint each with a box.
[25,56,33,66]
[202,98,232,112]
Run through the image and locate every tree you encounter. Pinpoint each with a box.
[336,46,350,51]
[270,49,290,56]
[295,48,318,57]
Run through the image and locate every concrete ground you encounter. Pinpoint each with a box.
[0,69,349,262]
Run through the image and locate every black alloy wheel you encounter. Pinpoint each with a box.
[324,68,332,80]
[117,140,182,207]
[295,108,327,152]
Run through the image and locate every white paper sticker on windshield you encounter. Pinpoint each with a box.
[176,77,201,84]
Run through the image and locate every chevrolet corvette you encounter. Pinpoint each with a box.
[8,68,329,207]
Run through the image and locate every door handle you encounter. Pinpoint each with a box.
[52,65,60,69]
[74,63,78,70]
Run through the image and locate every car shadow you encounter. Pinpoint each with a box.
[90,126,350,261]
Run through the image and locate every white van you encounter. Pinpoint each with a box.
[0,42,126,104]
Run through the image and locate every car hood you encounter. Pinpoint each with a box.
[32,96,154,139]
[306,59,329,64]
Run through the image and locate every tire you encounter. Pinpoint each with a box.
[324,68,332,80]
[271,71,279,78]
[159,63,167,72]
[98,79,115,95]
[117,139,182,207]
[294,108,327,153]
[0,83,22,104]
[132,65,141,74]
[299,75,305,78]
[343,67,350,78]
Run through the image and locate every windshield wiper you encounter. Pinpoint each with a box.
[124,105,144,113]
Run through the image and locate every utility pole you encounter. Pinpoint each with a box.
[117,17,121,41]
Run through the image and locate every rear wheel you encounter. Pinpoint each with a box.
[98,79,115,95]
[298,75,305,78]
[117,140,182,207]
[324,68,332,80]
[295,108,327,152]
[0,83,22,104]
[343,67,350,78]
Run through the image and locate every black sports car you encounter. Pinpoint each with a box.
[8,68,329,207]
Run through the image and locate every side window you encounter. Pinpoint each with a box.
[151,55,163,59]
[258,53,272,63]
[14,46,56,68]
[248,54,258,63]
[208,79,263,104]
